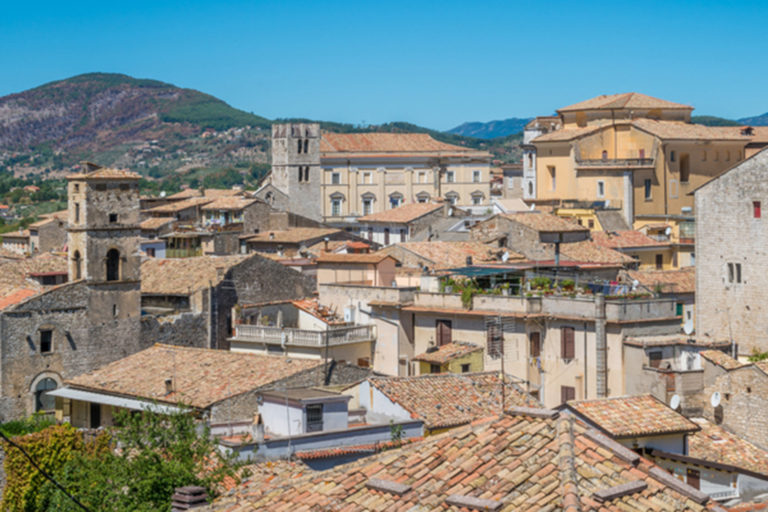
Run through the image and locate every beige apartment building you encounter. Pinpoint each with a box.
[530,93,768,225]
[263,123,492,223]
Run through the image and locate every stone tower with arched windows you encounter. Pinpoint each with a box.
[67,162,141,321]
[269,123,322,221]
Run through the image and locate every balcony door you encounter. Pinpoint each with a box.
[436,319,452,346]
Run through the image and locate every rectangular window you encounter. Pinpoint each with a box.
[418,171,426,183]
[727,262,742,283]
[383,228,390,245]
[529,332,541,358]
[146,247,156,258]
[472,195,482,205]
[588,219,594,229]
[597,181,605,198]
[367,227,373,241]
[400,228,406,243]
[728,263,734,283]
[676,303,684,316]
[670,150,676,162]
[446,171,455,183]
[548,166,556,191]
[755,201,761,219]
[430,363,441,374]
[649,351,662,368]
[560,327,575,359]
[40,330,52,353]
[655,254,664,270]
[644,179,652,200]
[561,386,576,404]
[461,363,470,373]
[736,263,742,283]
[109,213,118,224]
[472,170,481,183]
[306,404,323,433]
[331,172,340,185]
[362,199,373,216]
[331,198,341,217]
[74,203,80,224]
[363,172,372,184]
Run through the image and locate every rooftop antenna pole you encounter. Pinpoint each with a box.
[499,315,505,414]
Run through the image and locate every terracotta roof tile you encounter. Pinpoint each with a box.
[384,241,516,270]
[141,255,251,295]
[145,197,214,214]
[200,197,258,211]
[368,372,537,429]
[321,132,477,154]
[699,350,746,370]
[139,217,176,230]
[689,418,768,477]
[412,343,483,365]
[624,267,695,294]
[67,344,321,409]
[560,240,636,265]
[68,167,140,180]
[358,203,443,224]
[557,93,693,113]
[315,252,395,264]
[206,410,719,511]
[0,252,68,299]
[244,228,341,244]
[568,394,699,438]
[167,188,242,200]
[503,212,588,233]
[0,288,37,310]
[592,230,668,249]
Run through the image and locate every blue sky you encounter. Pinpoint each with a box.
[1,0,767,130]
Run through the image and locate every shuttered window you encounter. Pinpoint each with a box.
[487,322,503,359]
[560,327,575,360]
[561,386,575,404]
[529,332,541,358]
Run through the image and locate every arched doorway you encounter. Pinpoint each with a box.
[34,378,57,412]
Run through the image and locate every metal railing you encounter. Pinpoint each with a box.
[233,324,375,347]
[576,157,655,168]
[708,489,738,501]
[166,248,203,258]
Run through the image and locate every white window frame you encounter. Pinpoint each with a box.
[331,172,341,185]
[472,170,481,183]
[446,171,455,183]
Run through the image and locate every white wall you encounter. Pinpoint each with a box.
[260,400,304,437]
[357,381,412,424]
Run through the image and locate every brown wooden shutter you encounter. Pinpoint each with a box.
[649,351,662,368]
[560,386,575,404]
[561,327,575,359]
[530,332,541,357]
[436,319,452,346]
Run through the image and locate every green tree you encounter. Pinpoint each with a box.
[40,408,236,511]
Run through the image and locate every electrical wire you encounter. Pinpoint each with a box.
[0,430,90,511]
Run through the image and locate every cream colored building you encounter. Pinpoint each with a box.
[531,93,768,224]
[265,123,492,223]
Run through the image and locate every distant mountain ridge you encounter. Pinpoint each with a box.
[447,117,532,139]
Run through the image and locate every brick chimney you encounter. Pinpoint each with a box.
[171,486,208,511]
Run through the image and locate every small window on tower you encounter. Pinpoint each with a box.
[39,330,52,353]
[303,139,309,153]
[109,213,118,224]
[754,201,761,219]
[297,139,303,154]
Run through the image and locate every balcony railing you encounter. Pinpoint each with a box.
[709,489,738,501]
[232,324,375,347]
[575,157,655,169]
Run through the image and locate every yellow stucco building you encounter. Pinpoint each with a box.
[531,93,768,225]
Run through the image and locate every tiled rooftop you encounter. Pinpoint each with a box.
[503,212,589,233]
[368,372,538,429]
[320,132,478,154]
[557,93,693,112]
[200,197,258,211]
[67,344,321,409]
[623,267,695,295]
[315,252,395,264]
[592,230,667,249]
[568,394,700,438]
[559,240,636,265]
[0,252,68,304]
[358,202,443,224]
[385,240,513,269]
[243,228,341,244]
[412,342,483,364]
[689,418,768,478]
[145,196,214,214]
[141,255,250,295]
[139,216,176,230]
[167,188,243,200]
[206,409,718,511]
[699,350,746,371]
[68,167,140,180]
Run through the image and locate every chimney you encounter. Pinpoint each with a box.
[165,378,173,395]
[171,486,208,511]
[323,236,330,252]
[595,294,607,397]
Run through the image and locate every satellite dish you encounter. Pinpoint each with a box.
[159,191,166,198]
[664,226,672,236]
[670,394,681,411]
[631,279,640,289]
[501,251,510,263]
[710,391,722,408]
[683,320,694,336]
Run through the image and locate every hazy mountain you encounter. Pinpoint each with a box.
[446,118,532,139]
[737,113,768,126]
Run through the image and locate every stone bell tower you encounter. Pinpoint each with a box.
[270,123,322,221]
[67,162,141,320]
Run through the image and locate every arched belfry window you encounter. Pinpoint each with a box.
[73,251,82,280]
[106,249,120,281]
[35,378,57,412]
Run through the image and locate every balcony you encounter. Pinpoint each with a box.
[166,248,203,258]
[232,324,375,347]
[575,157,655,170]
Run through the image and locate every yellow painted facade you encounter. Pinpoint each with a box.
[553,208,601,231]
[417,348,484,375]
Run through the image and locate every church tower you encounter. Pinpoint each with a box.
[67,162,141,320]
[270,123,322,221]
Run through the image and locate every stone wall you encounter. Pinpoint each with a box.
[696,149,768,353]
[141,313,208,348]
[699,365,768,450]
